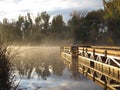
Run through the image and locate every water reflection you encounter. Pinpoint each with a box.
[12,46,102,90]
[13,46,64,80]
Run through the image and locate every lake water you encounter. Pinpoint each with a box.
[11,46,102,90]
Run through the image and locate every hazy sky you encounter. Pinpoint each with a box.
[0,0,104,21]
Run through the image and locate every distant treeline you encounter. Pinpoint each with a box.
[0,0,120,45]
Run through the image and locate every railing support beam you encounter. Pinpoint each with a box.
[71,46,79,79]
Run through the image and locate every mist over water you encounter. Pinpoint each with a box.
[12,46,102,90]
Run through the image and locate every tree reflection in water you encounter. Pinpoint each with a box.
[13,47,65,80]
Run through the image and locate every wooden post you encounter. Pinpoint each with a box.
[71,46,79,79]
[93,49,95,60]
[82,48,85,56]
[71,46,78,57]
[85,48,88,57]
[93,49,95,57]
[104,50,107,58]
[86,48,88,53]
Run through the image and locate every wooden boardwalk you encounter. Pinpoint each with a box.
[60,46,120,90]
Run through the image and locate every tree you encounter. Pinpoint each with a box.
[68,11,89,44]
[27,13,33,36]
[51,15,66,40]
[104,0,120,20]
[35,11,50,31]
[16,15,25,40]
[0,18,22,42]
[35,13,41,30]
[86,10,105,44]
[40,11,50,31]
[104,0,120,44]
[51,15,64,32]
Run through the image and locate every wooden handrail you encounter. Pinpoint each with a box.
[62,46,120,57]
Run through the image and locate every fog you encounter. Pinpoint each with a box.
[11,46,102,90]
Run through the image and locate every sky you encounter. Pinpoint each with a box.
[0,0,104,22]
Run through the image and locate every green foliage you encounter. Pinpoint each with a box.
[50,15,67,40]
[86,10,104,43]
[51,15,64,33]
[104,0,120,20]
[35,11,50,31]
[0,8,120,45]
[41,11,50,30]
[104,0,120,44]
[68,11,91,43]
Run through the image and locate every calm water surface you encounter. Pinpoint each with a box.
[12,46,102,90]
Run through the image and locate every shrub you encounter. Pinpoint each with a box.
[0,34,15,90]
